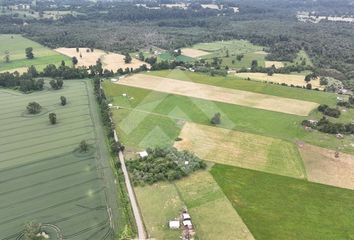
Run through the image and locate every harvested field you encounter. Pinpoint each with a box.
[298,144,354,190]
[265,61,284,68]
[235,72,321,88]
[117,74,318,116]
[181,48,210,58]
[55,47,148,71]
[174,122,305,178]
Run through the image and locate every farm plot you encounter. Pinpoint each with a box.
[174,122,305,178]
[0,81,115,239]
[265,61,284,68]
[55,48,147,71]
[116,74,318,116]
[0,34,71,72]
[298,144,354,190]
[212,164,354,240]
[134,170,254,240]
[235,72,322,88]
[180,48,210,58]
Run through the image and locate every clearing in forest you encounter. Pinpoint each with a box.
[235,72,321,88]
[174,122,305,178]
[116,74,318,116]
[55,47,148,71]
[0,81,117,239]
[298,143,354,190]
[265,61,284,68]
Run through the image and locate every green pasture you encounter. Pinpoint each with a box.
[0,81,116,239]
[211,164,354,240]
[157,52,195,63]
[0,34,71,72]
[103,81,354,154]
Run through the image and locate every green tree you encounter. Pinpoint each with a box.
[4,50,10,63]
[79,140,88,153]
[72,56,78,66]
[49,79,63,90]
[124,53,132,64]
[49,113,57,124]
[27,102,41,114]
[60,96,67,106]
[211,112,221,125]
[138,52,145,61]
[24,222,42,240]
[27,65,38,77]
[25,47,34,59]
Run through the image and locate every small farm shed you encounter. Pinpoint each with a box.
[169,220,180,229]
[138,151,148,158]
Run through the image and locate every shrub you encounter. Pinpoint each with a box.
[211,112,221,125]
[27,102,41,114]
[318,104,341,118]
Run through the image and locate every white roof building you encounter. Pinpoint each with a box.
[138,151,148,158]
[182,213,191,220]
[169,220,180,229]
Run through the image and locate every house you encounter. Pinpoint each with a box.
[138,151,148,158]
[169,220,180,229]
[182,220,193,229]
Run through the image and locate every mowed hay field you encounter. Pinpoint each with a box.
[298,144,354,190]
[174,122,305,178]
[212,164,354,240]
[0,34,71,72]
[134,170,254,240]
[180,48,210,58]
[55,48,148,71]
[0,81,114,239]
[235,72,322,88]
[117,74,318,116]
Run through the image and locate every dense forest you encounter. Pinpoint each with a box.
[0,0,354,88]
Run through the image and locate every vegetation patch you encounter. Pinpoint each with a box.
[126,147,206,185]
[211,164,354,240]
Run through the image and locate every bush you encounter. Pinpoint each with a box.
[27,102,41,114]
[318,104,341,118]
[211,113,221,125]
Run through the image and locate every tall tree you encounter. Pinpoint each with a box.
[49,113,57,124]
[25,47,34,59]
[60,96,67,106]
[124,53,132,64]
[27,102,41,114]
[72,56,78,66]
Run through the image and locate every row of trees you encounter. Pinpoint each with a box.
[317,104,341,118]
[302,117,354,135]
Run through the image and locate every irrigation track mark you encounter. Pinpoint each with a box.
[115,105,186,121]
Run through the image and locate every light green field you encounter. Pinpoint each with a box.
[0,81,118,239]
[212,164,354,240]
[104,81,354,154]
[0,34,71,72]
[158,52,195,63]
[191,40,265,68]
[134,170,254,240]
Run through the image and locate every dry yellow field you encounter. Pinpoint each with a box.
[265,61,284,68]
[181,48,210,58]
[117,74,318,116]
[174,122,305,178]
[235,72,322,88]
[298,144,354,190]
[54,47,148,71]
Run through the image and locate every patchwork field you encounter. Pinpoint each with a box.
[134,170,254,240]
[174,122,305,178]
[117,74,318,116]
[265,61,284,68]
[235,72,321,88]
[298,144,354,190]
[0,34,71,72]
[211,164,354,240]
[0,81,117,239]
[55,48,147,71]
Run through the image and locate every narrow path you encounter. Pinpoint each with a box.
[118,150,147,240]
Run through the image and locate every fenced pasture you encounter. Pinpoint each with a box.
[0,34,71,72]
[0,81,114,239]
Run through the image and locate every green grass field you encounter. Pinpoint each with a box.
[0,34,71,72]
[134,169,254,240]
[157,52,195,63]
[104,78,353,154]
[0,80,120,239]
[211,164,354,240]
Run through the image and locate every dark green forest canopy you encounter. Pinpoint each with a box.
[0,0,354,86]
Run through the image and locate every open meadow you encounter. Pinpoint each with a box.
[0,80,119,239]
[211,164,354,240]
[0,34,71,72]
[117,74,318,116]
